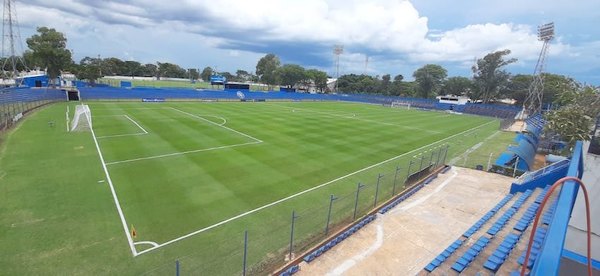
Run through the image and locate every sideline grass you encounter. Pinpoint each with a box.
[0,101,498,274]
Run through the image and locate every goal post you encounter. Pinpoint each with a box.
[391,101,411,110]
[70,104,92,132]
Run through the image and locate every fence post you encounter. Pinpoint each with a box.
[487,153,493,171]
[353,183,365,221]
[373,173,383,208]
[429,150,435,166]
[392,166,401,196]
[242,230,248,276]
[513,157,520,178]
[288,210,298,261]
[405,160,414,183]
[419,154,425,171]
[325,194,338,235]
[441,145,449,164]
[435,147,443,167]
[175,260,180,276]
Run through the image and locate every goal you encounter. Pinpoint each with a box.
[391,101,411,110]
[70,104,92,132]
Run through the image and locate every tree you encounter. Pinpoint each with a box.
[200,67,213,82]
[379,74,392,95]
[256,53,281,88]
[306,69,328,92]
[101,57,125,76]
[545,85,599,147]
[26,27,72,84]
[124,60,142,78]
[142,63,158,78]
[277,64,306,87]
[158,62,186,78]
[188,68,200,80]
[472,49,517,103]
[236,69,251,82]
[75,56,102,83]
[501,74,532,105]
[413,64,447,98]
[441,76,472,96]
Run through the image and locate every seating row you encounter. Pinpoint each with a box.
[379,184,424,214]
[513,202,540,232]
[487,208,517,236]
[517,228,548,268]
[278,265,300,276]
[451,236,491,273]
[424,239,463,272]
[302,215,376,263]
[483,232,522,272]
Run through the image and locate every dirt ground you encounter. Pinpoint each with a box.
[296,167,514,276]
[506,120,525,132]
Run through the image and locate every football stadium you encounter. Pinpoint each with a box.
[1,1,600,276]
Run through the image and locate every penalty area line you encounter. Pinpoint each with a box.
[88,113,138,256]
[134,119,497,256]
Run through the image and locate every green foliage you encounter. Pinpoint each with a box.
[188,68,200,80]
[337,74,378,93]
[26,27,72,82]
[256,53,281,87]
[75,56,102,83]
[441,76,473,96]
[471,49,516,103]
[200,66,213,82]
[277,64,306,87]
[545,105,593,146]
[306,69,328,92]
[502,74,532,105]
[413,64,448,98]
[157,62,186,79]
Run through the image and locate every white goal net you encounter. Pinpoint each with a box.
[391,101,411,110]
[70,104,92,132]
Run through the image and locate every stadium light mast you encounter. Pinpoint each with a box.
[2,0,27,83]
[333,45,343,92]
[523,22,554,116]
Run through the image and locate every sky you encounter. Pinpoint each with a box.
[9,0,600,85]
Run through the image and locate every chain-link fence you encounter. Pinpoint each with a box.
[0,87,65,131]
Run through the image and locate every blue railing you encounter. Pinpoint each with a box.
[532,141,585,275]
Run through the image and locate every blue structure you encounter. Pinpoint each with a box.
[17,74,50,87]
[210,75,226,85]
[494,114,545,173]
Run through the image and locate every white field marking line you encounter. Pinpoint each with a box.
[87,111,137,256]
[134,119,496,256]
[65,105,70,132]
[96,115,149,139]
[326,222,384,276]
[170,107,262,142]
[449,130,499,165]
[194,114,227,126]
[105,141,261,166]
[389,169,458,215]
[134,241,159,247]
[124,115,148,134]
[273,104,442,134]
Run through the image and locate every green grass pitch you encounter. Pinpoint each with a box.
[0,101,501,274]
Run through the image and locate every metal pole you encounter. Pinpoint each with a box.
[242,230,248,276]
[441,145,449,164]
[392,166,401,196]
[435,147,443,167]
[288,210,298,260]
[176,260,180,276]
[325,194,337,235]
[487,153,493,171]
[374,174,383,208]
[513,157,519,178]
[429,151,435,166]
[419,154,425,171]
[353,183,364,221]
[405,160,414,183]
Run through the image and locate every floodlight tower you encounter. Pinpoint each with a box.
[2,0,27,82]
[333,45,343,92]
[523,22,554,116]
